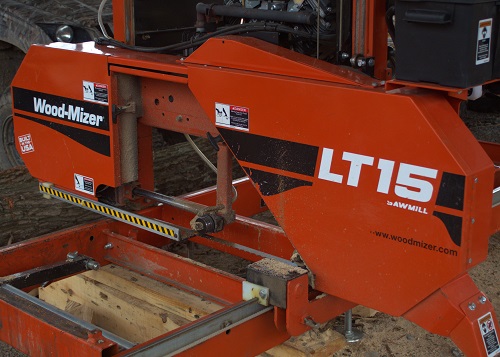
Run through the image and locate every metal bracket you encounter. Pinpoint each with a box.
[242,281,270,306]
[1,254,97,289]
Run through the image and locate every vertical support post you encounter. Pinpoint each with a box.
[336,0,352,53]
[351,0,388,79]
[216,143,235,223]
[116,74,142,186]
[112,0,135,44]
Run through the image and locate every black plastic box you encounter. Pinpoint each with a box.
[395,0,498,88]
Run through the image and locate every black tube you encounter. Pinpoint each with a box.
[386,6,396,43]
[196,3,317,25]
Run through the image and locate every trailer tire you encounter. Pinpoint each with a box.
[0,90,23,169]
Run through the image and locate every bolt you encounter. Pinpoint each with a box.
[176,115,183,122]
[357,58,366,67]
[194,221,204,231]
[293,26,299,31]
[367,58,375,67]
[97,339,104,344]
[479,296,487,304]
[341,52,350,60]
[304,317,319,330]
[471,218,475,224]
[104,243,113,250]
[259,289,268,299]
[350,57,356,65]
[474,178,478,183]
[66,251,79,262]
[326,6,333,12]
[468,258,473,264]
[468,302,476,311]
[86,260,100,271]
[221,320,232,329]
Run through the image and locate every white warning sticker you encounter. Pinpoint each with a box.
[215,102,249,131]
[478,312,500,356]
[83,80,109,104]
[74,173,94,195]
[476,18,492,65]
[18,134,34,154]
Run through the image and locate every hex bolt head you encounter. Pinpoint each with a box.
[259,289,268,299]
[367,58,375,66]
[176,115,183,122]
[341,52,350,60]
[97,339,104,344]
[86,260,100,271]
[357,58,366,67]
[104,243,113,250]
[471,218,475,224]
[66,251,79,262]
[479,296,487,304]
[468,302,476,311]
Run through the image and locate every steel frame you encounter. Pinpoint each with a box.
[2,0,499,355]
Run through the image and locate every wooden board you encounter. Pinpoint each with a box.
[39,264,222,343]
[263,329,346,357]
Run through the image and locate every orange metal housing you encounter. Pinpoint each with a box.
[5,22,500,357]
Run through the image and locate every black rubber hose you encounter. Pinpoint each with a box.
[386,6,396,43]
[196,3,317,25]
[96,22,335,53]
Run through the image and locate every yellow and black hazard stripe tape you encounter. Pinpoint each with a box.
[39,183,181,240]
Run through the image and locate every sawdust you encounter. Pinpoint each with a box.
[248,258,308,280]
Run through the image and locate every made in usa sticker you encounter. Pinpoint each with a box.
[18,134,34,154]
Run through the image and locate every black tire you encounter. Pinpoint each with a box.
[0,90,23,169]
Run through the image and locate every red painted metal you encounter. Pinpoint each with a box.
[3,0,499,354]
[0,298,116,357]
[404,274,500,357]
[113,308,290,357]
[286,275,357,336]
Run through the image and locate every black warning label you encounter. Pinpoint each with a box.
[478,312,500,356]
[229,106,249,130]
[476,19,492,65]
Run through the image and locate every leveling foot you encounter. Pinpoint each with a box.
[344,309,364,343]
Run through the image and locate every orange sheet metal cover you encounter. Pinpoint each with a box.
[185,38,495,316]
[11,43,118,198]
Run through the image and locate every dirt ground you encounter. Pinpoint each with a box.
[0,105,498,356]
